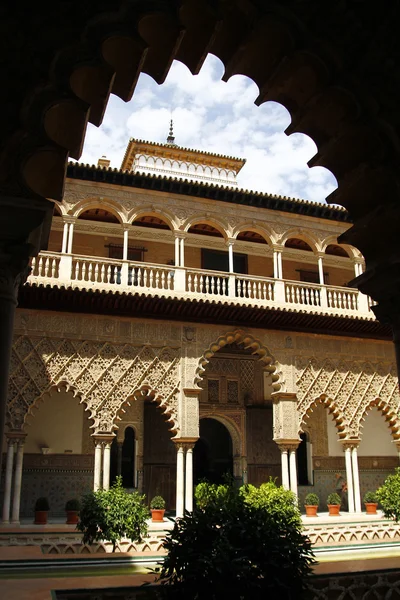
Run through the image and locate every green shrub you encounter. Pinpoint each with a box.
[77,476,149,551]
[157,480,314,599]
[65,498,80,511]
[35,497,50,511]
[150,495,166,510]
[327,492,341,506]
[376,468,400,521]
[363,491,378,504]
[304,493,319,507]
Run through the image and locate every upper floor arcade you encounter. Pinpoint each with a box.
[26,162,375,325]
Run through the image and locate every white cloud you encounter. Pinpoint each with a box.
[79,54,337,203]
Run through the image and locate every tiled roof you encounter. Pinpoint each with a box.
[66,162,351,223]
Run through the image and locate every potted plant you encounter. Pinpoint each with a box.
[304,493,319,517]
[65,498,81,524]
[34,497,50,525]
[327,492,341,516]
[150,495,166,522]
[363,491,379,514]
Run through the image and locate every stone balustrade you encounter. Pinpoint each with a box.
[28,251,373,319]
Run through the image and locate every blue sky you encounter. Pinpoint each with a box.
[80,54,337,203]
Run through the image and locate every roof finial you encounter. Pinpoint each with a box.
[167,119,176,145]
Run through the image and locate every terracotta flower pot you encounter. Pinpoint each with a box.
[151,509,165,522]
[327,504,340,516]
[66,510,79,524]
[305,505,318,517]
[34,510,48,525]
[365,502,378,515]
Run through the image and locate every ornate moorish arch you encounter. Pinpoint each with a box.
[357,398,400,442]
[195,329,284,391]
[299,394,348,439]
[8,336,181,435]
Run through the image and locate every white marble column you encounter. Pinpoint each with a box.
[11,437,25,523]
[174,235,180,266]
[103,442,112,490]
[277,250,283,278]
[67,221,75,254]
[185,446,194,513]
[123,227,129,260]
[351,446,362,513]
[93,440,102,491]
[179,236,185,267]
[227,239,234,273]
[176,444,185,518]
[2,438,15,523]
[61,221,69,254]
[280,448,290,490]
[344,445,355,513]
[289,448,298,497]
[318,255,325,285]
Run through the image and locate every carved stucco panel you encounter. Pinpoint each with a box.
[8,336,181,435]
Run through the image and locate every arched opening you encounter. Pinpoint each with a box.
[131,214,174,266]
[194,418,233,485]
[325,244,349,258]
[69,206,125,262]
[235,230,273,279]
[110,426,136,488]
[78,208,120,223]
[297,432,310,486]
[143,398,176,509]
[283,237,320,284]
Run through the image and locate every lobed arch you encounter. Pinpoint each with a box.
[232,223,274,247]
[73,199,127,224]
[358,398,400,442]
[299,395,347,439]
[195,329,283,391]
[183,215,229,239]
[129,207,178,230]
[279,229,321,254]
[199,413,242,457]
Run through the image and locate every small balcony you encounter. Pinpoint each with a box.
[27,252,374,319]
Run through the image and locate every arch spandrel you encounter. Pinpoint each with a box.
[8,336,181,435]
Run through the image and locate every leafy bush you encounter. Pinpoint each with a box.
[35,497,50,511]
[77,476,149,551]
[376,468,400,521]
[327,492,341,506]
[157,480,315,599]
[150,495,166,510]
[363,491,378,504]
[65,498,80,511]
[304,493,319,507]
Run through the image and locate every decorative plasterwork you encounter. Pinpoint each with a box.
[8,336,181,435]
[296,357,400,439]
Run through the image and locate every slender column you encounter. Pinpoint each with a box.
[289,448,298,497]
[93,441,102,491]
[123,227,129,260]
[318,255,324,285]
[281,448,290,490]
[273,251,278,279]
[344,445,355,513]
[11,437,25,523]
[174,235,180,266]
[180,237,185,267]
[2,438,15,523]
[67,222,75,254]
[176,444,185,518]
[185,446,194,513]
[227,239,234,273]
[103,442,112,490]
[277,250,283,279]
[351,446,362,513]
[61,221,69,254]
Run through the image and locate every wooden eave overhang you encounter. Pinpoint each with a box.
[120,138,246,173]
[19,283,390,341]
[66,163,351,224]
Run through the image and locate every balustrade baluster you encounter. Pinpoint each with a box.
[38,256,43,277]
[74,261,79,280]
[268,283,272,300]
[161,271,165,289]
[51,259,57,278]
[82,262,87,281]
[187,274,192,292]
[31,257,37,275]
[155,271,160,289]
[199,275,204,293]
[43,257,50,277]
[94,263,99,282]
[87,263,93,281]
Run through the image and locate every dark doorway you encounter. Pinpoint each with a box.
[297,433,309,485]
[110,426,136,488]
[194,418,233,484]
[201,249,248,274]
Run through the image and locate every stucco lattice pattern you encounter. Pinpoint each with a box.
[8,336,180,434]
[296,358,400,438]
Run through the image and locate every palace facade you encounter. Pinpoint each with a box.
[2,131,399,522]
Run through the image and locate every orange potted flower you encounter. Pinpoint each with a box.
[363,491,378,514]
[327,492,341,516]
[304,493,319,517]
[150,495,166,522]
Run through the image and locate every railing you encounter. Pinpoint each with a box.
[27,252,374,318]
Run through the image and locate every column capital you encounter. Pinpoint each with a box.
[174,230,186,239]
[272,244,284,252]
[63,216,77,224]
[92,433,115,445]
[274,439,300,452]
[173,437,198,451]
[6,431,27,443]
[225,237,235,246]
[271,392,297,403]
[316,251,325,259]
[340,438,360,450]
